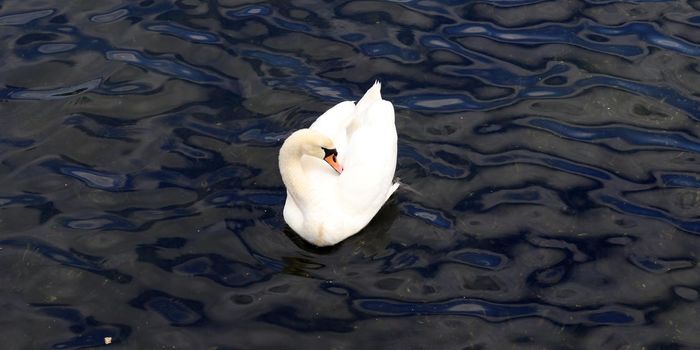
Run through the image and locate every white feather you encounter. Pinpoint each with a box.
[279,82,399,246]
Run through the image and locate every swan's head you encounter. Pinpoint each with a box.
[282,129,343,174]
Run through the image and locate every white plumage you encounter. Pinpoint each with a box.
[278,82,399,246]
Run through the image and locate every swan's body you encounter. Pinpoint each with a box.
[279,82,398,246]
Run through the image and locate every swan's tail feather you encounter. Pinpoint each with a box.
[393,178,422,197]
[385,182,400,202]
[348,82,385,136]
[356,82,382,111]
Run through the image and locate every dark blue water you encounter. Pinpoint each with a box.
[2,1,700,348]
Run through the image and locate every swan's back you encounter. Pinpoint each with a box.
[284,82,398,246]
[337,83,398,227]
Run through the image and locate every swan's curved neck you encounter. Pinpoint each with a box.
[279,137,311,206]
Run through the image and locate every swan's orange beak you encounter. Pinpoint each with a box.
[322,147,343,174]
[324,153,343,174]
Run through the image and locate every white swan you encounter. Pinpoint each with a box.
[278,82,399,246]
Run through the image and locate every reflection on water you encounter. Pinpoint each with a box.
[1,0,700,348]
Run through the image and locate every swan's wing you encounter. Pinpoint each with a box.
[338,98,398,214]
[347,81,382,137]
[283,192,304,231]
[310,100,356,156]
[311,82,384,163]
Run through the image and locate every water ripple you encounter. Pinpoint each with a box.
[225,5,272,18]
[145,23,219,44]
[444,21,644,57]
[39,306,129,349]
[129,290,205,326]
[58,166,130,191]
[526,118,700,153]
[0,238,131,283]
[106,50,223,84]
[354,297,645,326]
[0,9,55,26]
[599,195,700,234]
[628,254,695,273]
[89,8,128,23]
[2,1,700,348]
[2,78,101,101]
[136,240,272,288]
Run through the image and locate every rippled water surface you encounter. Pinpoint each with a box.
[2,1,700,348]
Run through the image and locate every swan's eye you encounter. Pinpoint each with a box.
[322,147,338,158]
